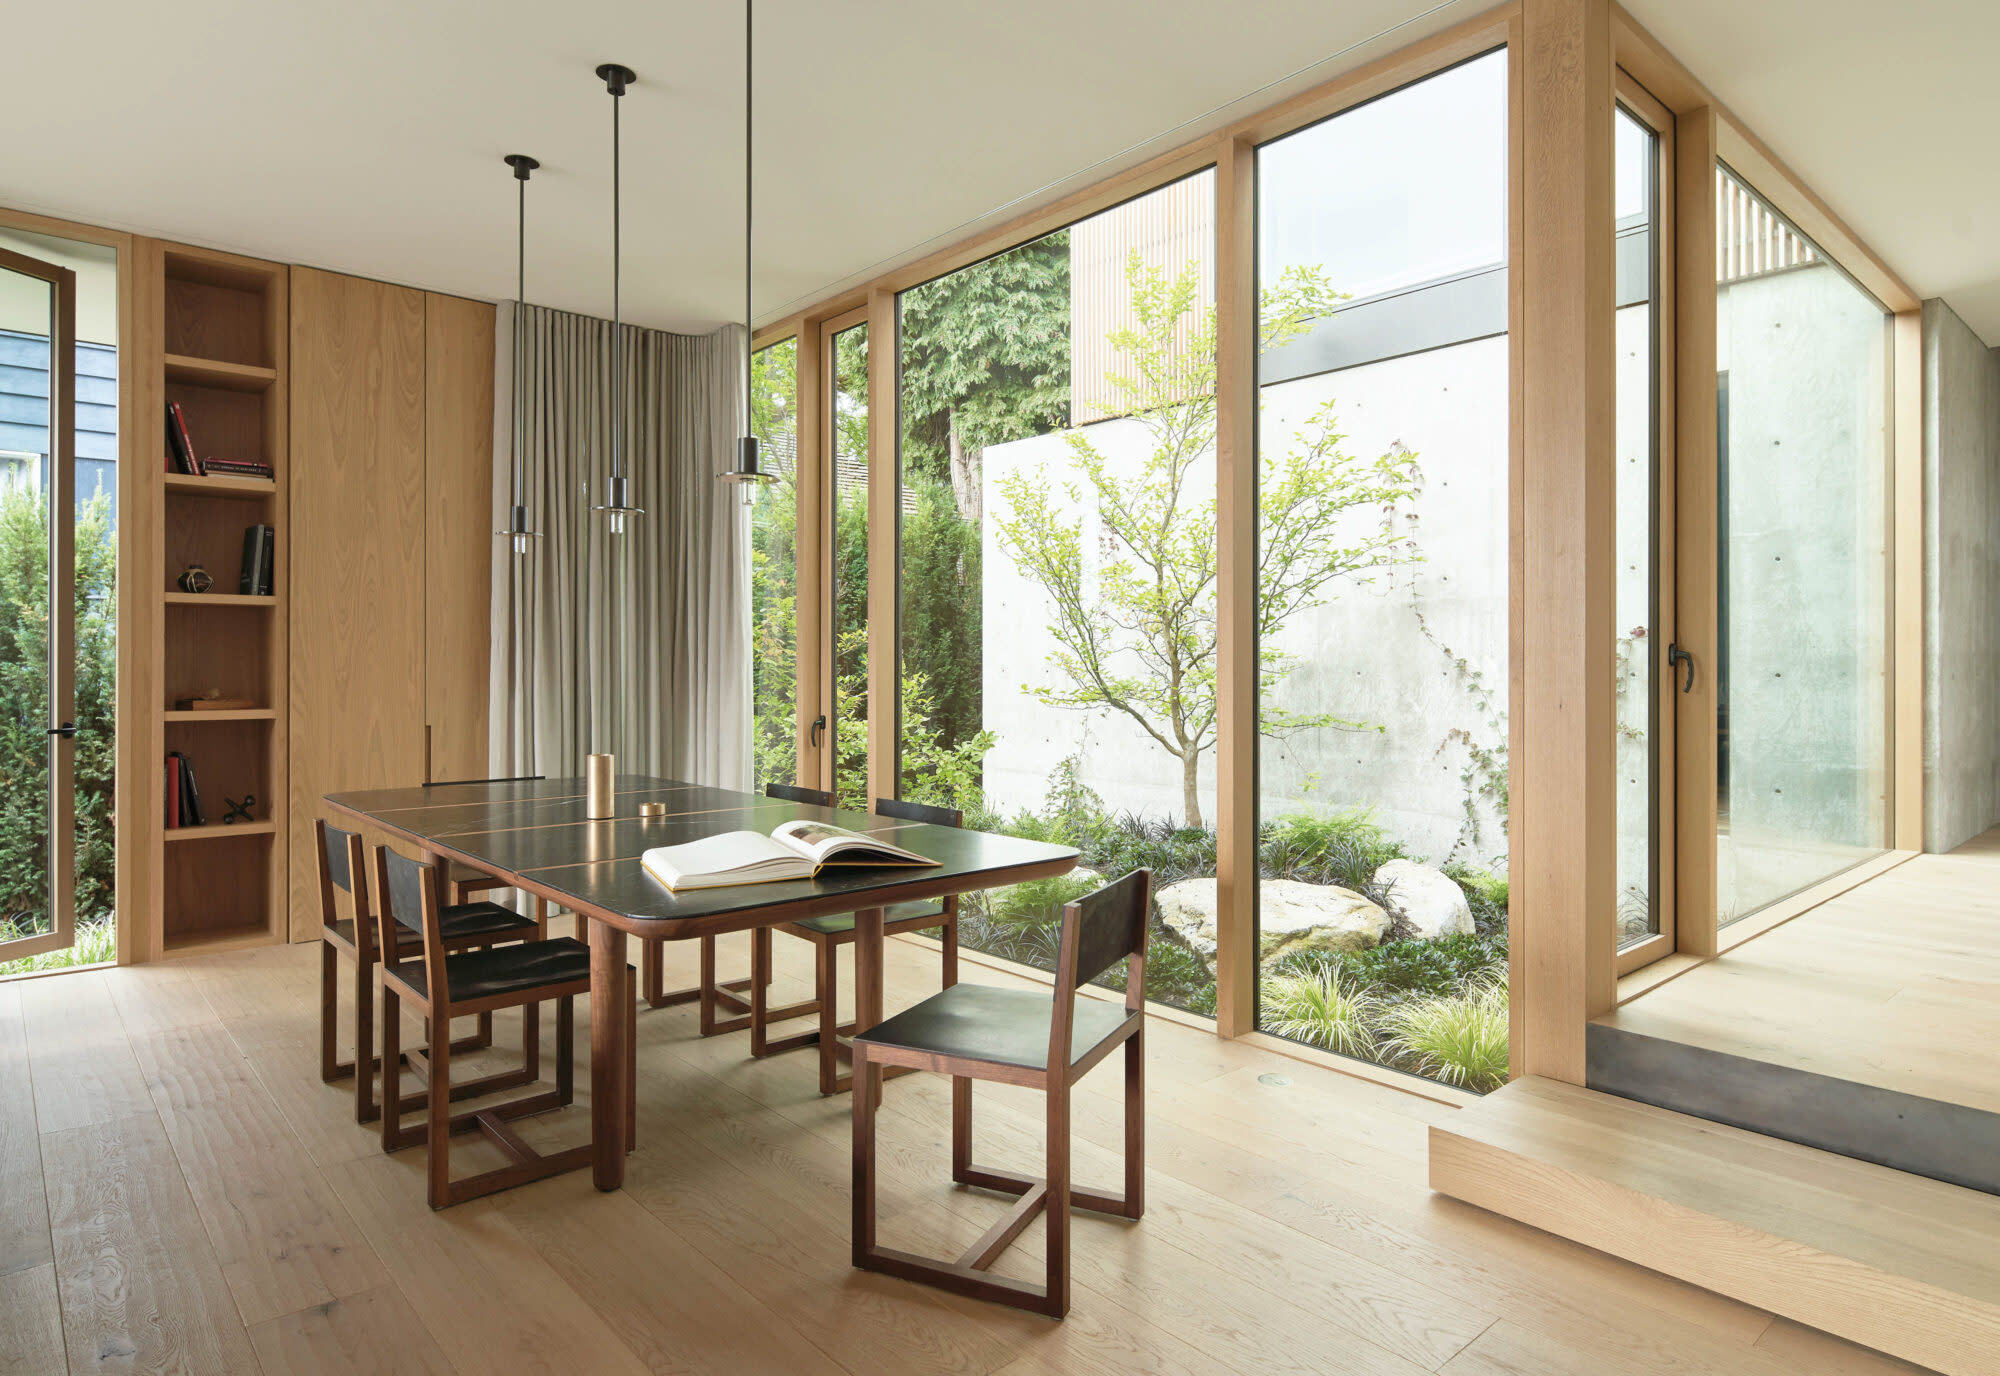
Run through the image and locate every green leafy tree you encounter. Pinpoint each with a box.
[0,483,115,931]
[995,255,1424,829]
[898,230,1071,508]
[749,340,799,789]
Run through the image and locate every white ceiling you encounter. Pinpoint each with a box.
[5,1,1998,343]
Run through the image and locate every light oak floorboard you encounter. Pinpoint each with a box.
[19,972,153,1134]
[41,1109,260,1376]
[247,1284,455,1376]
[0,1262,66,1375]
[0,985,51,1278]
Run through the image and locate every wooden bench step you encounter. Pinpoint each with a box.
[1429,1075,2000,1376]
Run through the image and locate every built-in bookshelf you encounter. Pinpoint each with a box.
[144,244,289,959]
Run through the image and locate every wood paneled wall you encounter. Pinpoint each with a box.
[287,267,428,936]
[423,293,496,784]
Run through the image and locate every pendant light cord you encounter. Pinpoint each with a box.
[612,82,623,487]
[514,171,526,511]
[745,0,753,422]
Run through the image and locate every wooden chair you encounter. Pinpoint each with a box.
[315,818,540,1123]
[374,845,637,1208]
[633,781,827,1029]
[750,795,962,1095]
[851,868,1151,1318]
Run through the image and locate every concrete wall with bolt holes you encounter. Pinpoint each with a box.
[1923,297,2000,854]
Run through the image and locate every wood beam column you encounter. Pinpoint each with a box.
[1513,0,1618,1082]
[1214,135,1257,1038]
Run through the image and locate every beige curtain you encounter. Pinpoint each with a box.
[488,302,751,789]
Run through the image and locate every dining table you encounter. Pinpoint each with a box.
[324,774,1081,1190]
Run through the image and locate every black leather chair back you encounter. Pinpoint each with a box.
[873,796,962,828]
[767,782,835,808]
[1063,869,1152,991]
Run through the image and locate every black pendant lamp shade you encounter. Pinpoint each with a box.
[592,62,645,533]
[498,152,543,554]
[720,0,775,489]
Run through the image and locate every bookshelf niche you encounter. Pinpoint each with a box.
[150,245,289,957]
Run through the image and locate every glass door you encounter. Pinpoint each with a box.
[1614,74,1678,972]
[0,245,78,965]
[822,309,870,808]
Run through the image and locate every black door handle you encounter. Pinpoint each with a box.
[47,722,76,739]
[1666,644,1695,694]
[810,714,827,747]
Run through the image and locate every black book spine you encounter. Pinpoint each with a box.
[259,525,275,596]
[240,525,269,596]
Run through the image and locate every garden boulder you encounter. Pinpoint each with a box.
[1372,859,1474,939]
[1154,877,1388,964]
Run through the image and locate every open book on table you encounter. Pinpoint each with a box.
[641,819,939,892]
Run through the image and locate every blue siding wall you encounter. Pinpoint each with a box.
[0,328,118,521]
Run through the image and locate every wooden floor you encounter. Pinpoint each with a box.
[1607,827,2000,1114]
[0,927,1934,1376]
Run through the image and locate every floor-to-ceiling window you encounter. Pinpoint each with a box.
[1251,51,1511,1090]
[893,172,1221,1016]
[749,337,798,790]
[1614,82,1674,964]
[1714,165,1893,926]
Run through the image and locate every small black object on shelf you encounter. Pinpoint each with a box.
[177,564,213,594]
[221,794,257,825]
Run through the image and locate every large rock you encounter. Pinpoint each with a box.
[1155,877,1388,963]
[1373,859,1474,939]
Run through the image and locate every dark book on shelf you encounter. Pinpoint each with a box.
[166,402,205,476]
[259,525,275,595]
[240,524,274,596]
[203,459,275,479]
[177,752,206,827]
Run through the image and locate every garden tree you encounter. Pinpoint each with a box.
[749,340,800,788]
[0,485,115,932]
[996,254,1424,830]
[898,231,1072,517]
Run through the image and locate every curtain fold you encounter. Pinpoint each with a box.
[489,302,750,790]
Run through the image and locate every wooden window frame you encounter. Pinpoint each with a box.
[751,0,1927,1098]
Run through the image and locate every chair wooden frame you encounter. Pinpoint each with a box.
[852,868,1152,1318]
[374,845,637,1209]
[316,818,537,1123]
[750,795,962,1095]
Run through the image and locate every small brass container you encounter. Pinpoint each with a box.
[638,802,667,818]
[585,753,616,819]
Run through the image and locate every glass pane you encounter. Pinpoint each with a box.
[894,171,1220,1017]
[0,263,57,952]
[1715,166,1892,924]
[750,338,798,790]
[830,321,869,808]
[1253,49,1510,1091]
[1614,106,1659,948]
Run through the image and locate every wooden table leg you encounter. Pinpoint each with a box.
[589,920,630,1191]
[854,907,885,1107]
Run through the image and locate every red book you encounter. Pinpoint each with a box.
[165,754,182,828]
[168,402,205,477]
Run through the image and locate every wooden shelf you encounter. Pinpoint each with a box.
[161,920,279,958]
[161,708,275,723]
[163,821,277,842]
[164,353,277,392]
[163,591,276,607]
[164,472,276,499]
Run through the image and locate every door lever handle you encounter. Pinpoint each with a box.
[810,714,827,747]
[47,721,77,738]
[1666,643,1695,695]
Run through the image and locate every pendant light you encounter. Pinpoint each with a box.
[720,0,775,492]
[497,152,542,555]
[593,62,644,534]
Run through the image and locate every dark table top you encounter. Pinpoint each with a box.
[325,775,1080,940]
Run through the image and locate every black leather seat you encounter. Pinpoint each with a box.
[790,899,945,936]
[857,981,1134,1070]
[336,901,534,951]
[384,936,592,1005]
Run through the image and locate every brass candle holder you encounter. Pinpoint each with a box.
[586,753,615,819]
